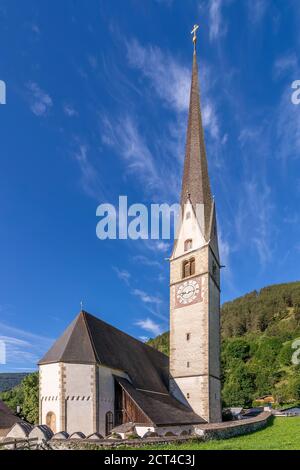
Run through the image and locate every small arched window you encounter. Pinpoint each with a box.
[184,239,193,251]
[182,258,196,278]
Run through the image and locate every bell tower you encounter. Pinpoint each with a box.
[169,26,222,423]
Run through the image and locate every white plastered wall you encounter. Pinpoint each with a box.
[39,363,61,432]
[172,201,206,260]
[97,365,130,437]
[64,363,94,436]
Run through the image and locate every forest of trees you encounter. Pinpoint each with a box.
[0,373,29,392]
[148,281,300,408]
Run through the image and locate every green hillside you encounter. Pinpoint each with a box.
[148,281,300,407]
[0,373,29,392]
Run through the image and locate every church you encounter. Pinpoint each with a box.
[38,29,222,438]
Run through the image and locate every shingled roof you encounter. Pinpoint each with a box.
[115,377,205,426]
[180,48,213,240]
[38,311,169,394]
[0,400,23,437]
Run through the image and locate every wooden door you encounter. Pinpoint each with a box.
[46,411,56,433]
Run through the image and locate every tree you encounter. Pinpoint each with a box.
[294,305,300,323]
[21,373,39,424]
[289,372,300,402]
[222,363,256,407]
[255,337,282,364]
[222,338,251,364]
[254,362,281,397]
[278,341,294,367]
[0,372,39,424]
[0,384,23,414]
[273,382,292,404]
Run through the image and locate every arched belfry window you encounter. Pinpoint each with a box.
[184,239,193,252]
[182,258,195,279]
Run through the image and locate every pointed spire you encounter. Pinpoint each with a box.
[180,37,213,239]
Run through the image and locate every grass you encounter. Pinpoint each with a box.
[117,418,300,450]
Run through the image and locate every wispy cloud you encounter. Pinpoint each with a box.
[273,53,298,79]
[99,36,222,217]
[26,82,53,117]
[73,144,105,200]
[272,51,300,164]
[208,0,225,41]
[142,240,171,254]
[0,321,54,369]
[125,37,220,145]
[156,241,170,252]
[238,127,261,146]
[132,289,162,306]
[247,0,268,25]
[218,226,239,294]
[236,179,273,267]
[154,0,173,5]
[113,267,131,285]
[135,318,162,337]
[0,336,30,347]
[202,101,220,139]
[283,213,299,225]
[132,255,161,268]
[126,38,190,113]
[88,55,98,69]
[101,114,161,191]
[30,23,40,35]
[63,103,79,117]
[219,229,230,268]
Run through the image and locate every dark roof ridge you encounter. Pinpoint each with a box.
[58,313,80,361]
[82,310,168,361]
[39,310,169,393]
[80,310,99,363]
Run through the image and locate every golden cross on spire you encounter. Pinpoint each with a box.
[191,24,199,51]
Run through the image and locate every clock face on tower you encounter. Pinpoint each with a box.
[175,277,202,308]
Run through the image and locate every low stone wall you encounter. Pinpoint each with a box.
[194,411,272,440]
[50,412,272,449]
[49,435,193,450]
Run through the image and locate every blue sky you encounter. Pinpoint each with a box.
[1,0,300,372]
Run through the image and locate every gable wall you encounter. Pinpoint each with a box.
[97,365,130,436]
